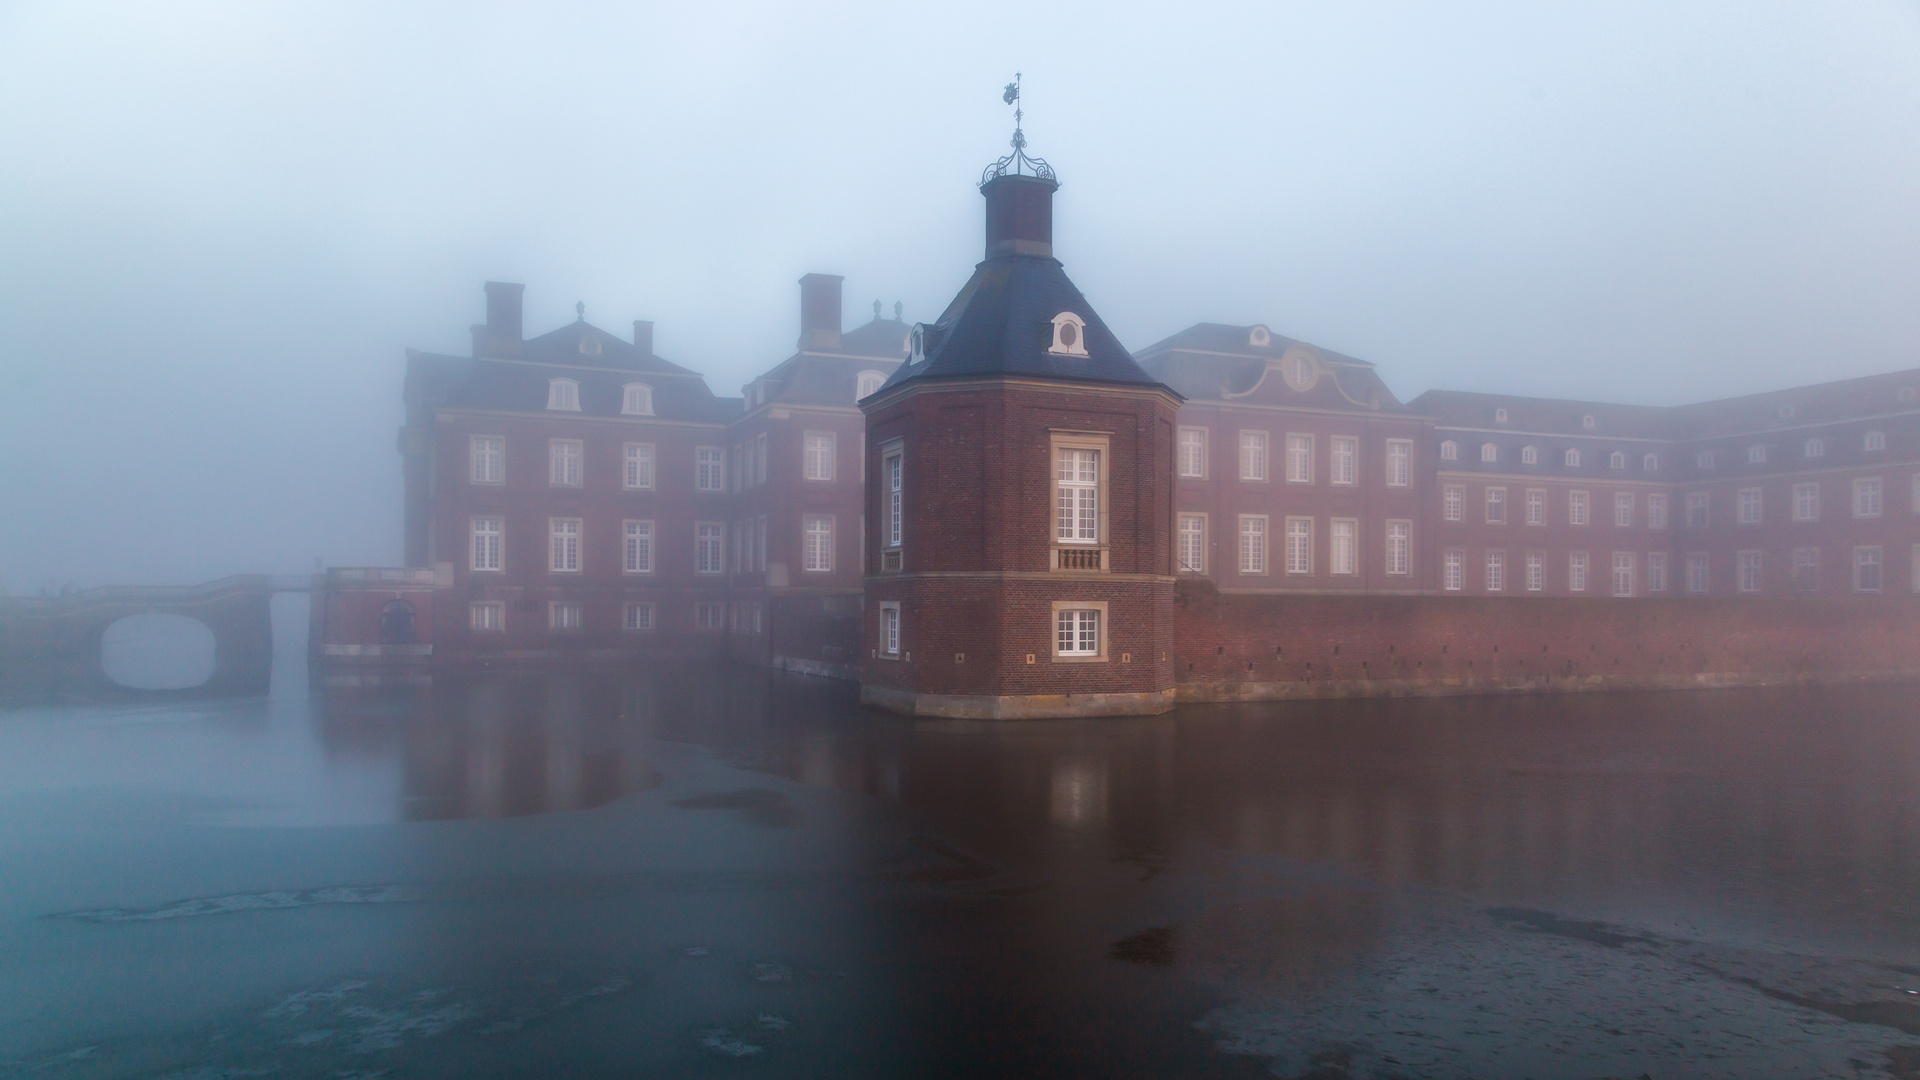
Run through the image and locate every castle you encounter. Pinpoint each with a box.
[312,142,1920,715]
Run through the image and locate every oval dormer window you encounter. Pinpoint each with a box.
[1249,325,1271,348]
[909,324,926,365]
[1049,312,1088,357]
[546,378,580,411]
[622,383,653,416]
[1494,407,1508,424]
[1280,349,1318,392]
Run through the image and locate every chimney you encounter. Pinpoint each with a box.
[981,174,1057,260]
[474,281,525,357]
[798,273,843,351]
[633,320,654,357]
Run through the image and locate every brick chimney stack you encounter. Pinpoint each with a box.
[798,273,844,351]
[475,281,525,357]
[633,320,654,357]
[981,174,1056,259]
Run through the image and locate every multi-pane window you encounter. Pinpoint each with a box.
[550,601,582,631]
[1055,447,1101,544]
[1485,487,1506,524]
[1485,549,1505,592]
[1239,516,1267,574]
[1806,438,1825,458]
[1612,552,1635,597]
[695,522,724,574]
[1610,451,1626,470]
[549,517,581,572]
[1386,440,1411,487]
[803,432,835,481]
[695,447,725,492]
[1565,448,1582,468]
[1178,428,1207,478]
[471,517,502,571]
[550,439,582,486]
[1525,489,1546,526]
[1696,450,1715,470]
[1331,437,1357,484]
[1285,518,1313,575]
[879,604,900,655]
[856,370,886,400]
[1792,483,1819,522]
[1569,552,1589,592]
[1386,521,1410,576]
[470,435,504,483]
[470,601,504,632]
[1056,608,1101,657]
[802,515,833,572]
[1854,477,1883,518]
[1568,491,1589,526]
[1525,551,1545,592]
[1737,550,1763,594]
[1685,493,1709,529]
[623,520,652,574]
[1855,547,1883,592]
[1443,484,1465,522]
[1442,549,1464,591]
[1648,493,1668,529]
[1866,430,1887,452]
[1239,432,1268,481]
[1178,514,1205,573]
[1480,443,1498,464]
[1644,453,1659,471]
[1330,519,1356,575]
[623,602,654,631]
[1687,553,1710,594]
[1792,547,1819,592]
[1747,445,1767,465]
[546,378,579,411]
[1647,552,1667,592]
[1286,434,1313,484]
[624,443,654,490]
[885,451,904,549]
[1440,440,1459,461]
[1737,488,1762,525]
[1614,492,1634,527]
[1522,445,1539,465]
[622,383,653,416]
[695,602,723,632]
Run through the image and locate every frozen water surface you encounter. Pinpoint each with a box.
[4,604,1920,1077]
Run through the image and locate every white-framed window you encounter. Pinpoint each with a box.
[550,601,582,632]
[695,447,724,492]
[1055,607,1101,657]
[470,601,505,632]
[1855,546,1883,592]
[1643,453,1659,471]
[1648,493,1669,529]
[1792,547,1819,592]
[695,522,724,574]
[1048,311,1089,356]
[471,516,503,572]
[1055,445,1101,544]
[621,382,653,416]
[1178,427,1207,478]
[804,431,836,482]
[1685,492,1710,529]
[1178,514,1206,573]
[1443,484,1465,522]
[1792,483,1819,522]
[1583,415,1597,430]
[623,601,654,631]
[756,433,768,485]
[546,378,580,411]
[1239,431,1268,481]
[1440,440,1459,462]
[1569,551,1589,592]
[1386,440,1411,487]
[1239,515,1267,574]
[1737,550,1762,594]
[1610,450,1626,470]
[1565,448,1582,468]
[1865,430,1887,452]
[1485,549,1505,592]
[1854,477,1883,518]
[1495,407,1509,423]
[1805,438,1825,459]
[1569,491,1589,526]
[470,435,504,484]
[1746,445,1767,465]
[623,443,654,490]
[695,602,723,632]
[549,439,583,486]
[623,520,652,574]
[1480,442,1499,464]
[1285,517,1313,575]
[885,448,904,549]
[1686,552,1710,594]
[1696,450,1715,470]
[878,602,901,656]
[1286,434,1314,484]
[1737,487,1762,525]
[1648,551,1668,593]
[1525,550,1545,592]
[1521,445,1539,465]
[1485,486,1506,524]
[1331,518,1357,575]
[1386,521,1411,576]
[549,517,581,572]
[1614,491,1633,527]
[1443,549,1464,591]
[1332,437,1358,484]
[1612,552,1635,597]
[856,370,886,401]
[1525,489,1546,526]
[802,515,834,572]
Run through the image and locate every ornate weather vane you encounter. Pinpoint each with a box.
[981,72,1055,187]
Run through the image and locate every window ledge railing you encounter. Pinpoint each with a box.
[1052,546,1107,572]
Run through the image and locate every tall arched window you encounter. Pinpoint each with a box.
[622,383,653,416]
[546,378,580,411]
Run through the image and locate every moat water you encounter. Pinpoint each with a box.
[5,600,1920,1078]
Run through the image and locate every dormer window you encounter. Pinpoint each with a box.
[1746,445,1767,465]
[1696,450,1715,470]
[1521,445,1539,465]
[1643,453,1659,471]
[622,383,653,416]
[1805,438,1824,459]
[1494,408,1509,424]
[1048,311,1089,356]
[1866,430,1887,451]
[1480,443,1498,463]
[578,335,602,356]
[909,324,926,365]
[1564,448,1581,468]
[546,378,580,411]
[1248,325,1271,348]
[1440,440,1459,461]
[1582,415,1596,430]
[1281,351,1318,391]
[856,370,886,401]
[1610,451,1626,470]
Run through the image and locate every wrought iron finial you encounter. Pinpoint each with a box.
[981,72,1055,187]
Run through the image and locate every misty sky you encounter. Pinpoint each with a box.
[3,1,1918,590]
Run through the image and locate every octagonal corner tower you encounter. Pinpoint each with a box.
[857,166,1184,718]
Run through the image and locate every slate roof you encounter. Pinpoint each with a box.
[1410,390,1675,440]
[509,317,703,376]
[1136,323,1412,413]
[748,314,908,410]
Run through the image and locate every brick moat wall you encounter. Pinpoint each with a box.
[1173,578,1920,701]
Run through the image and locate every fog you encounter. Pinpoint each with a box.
[2,1,1917,591]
